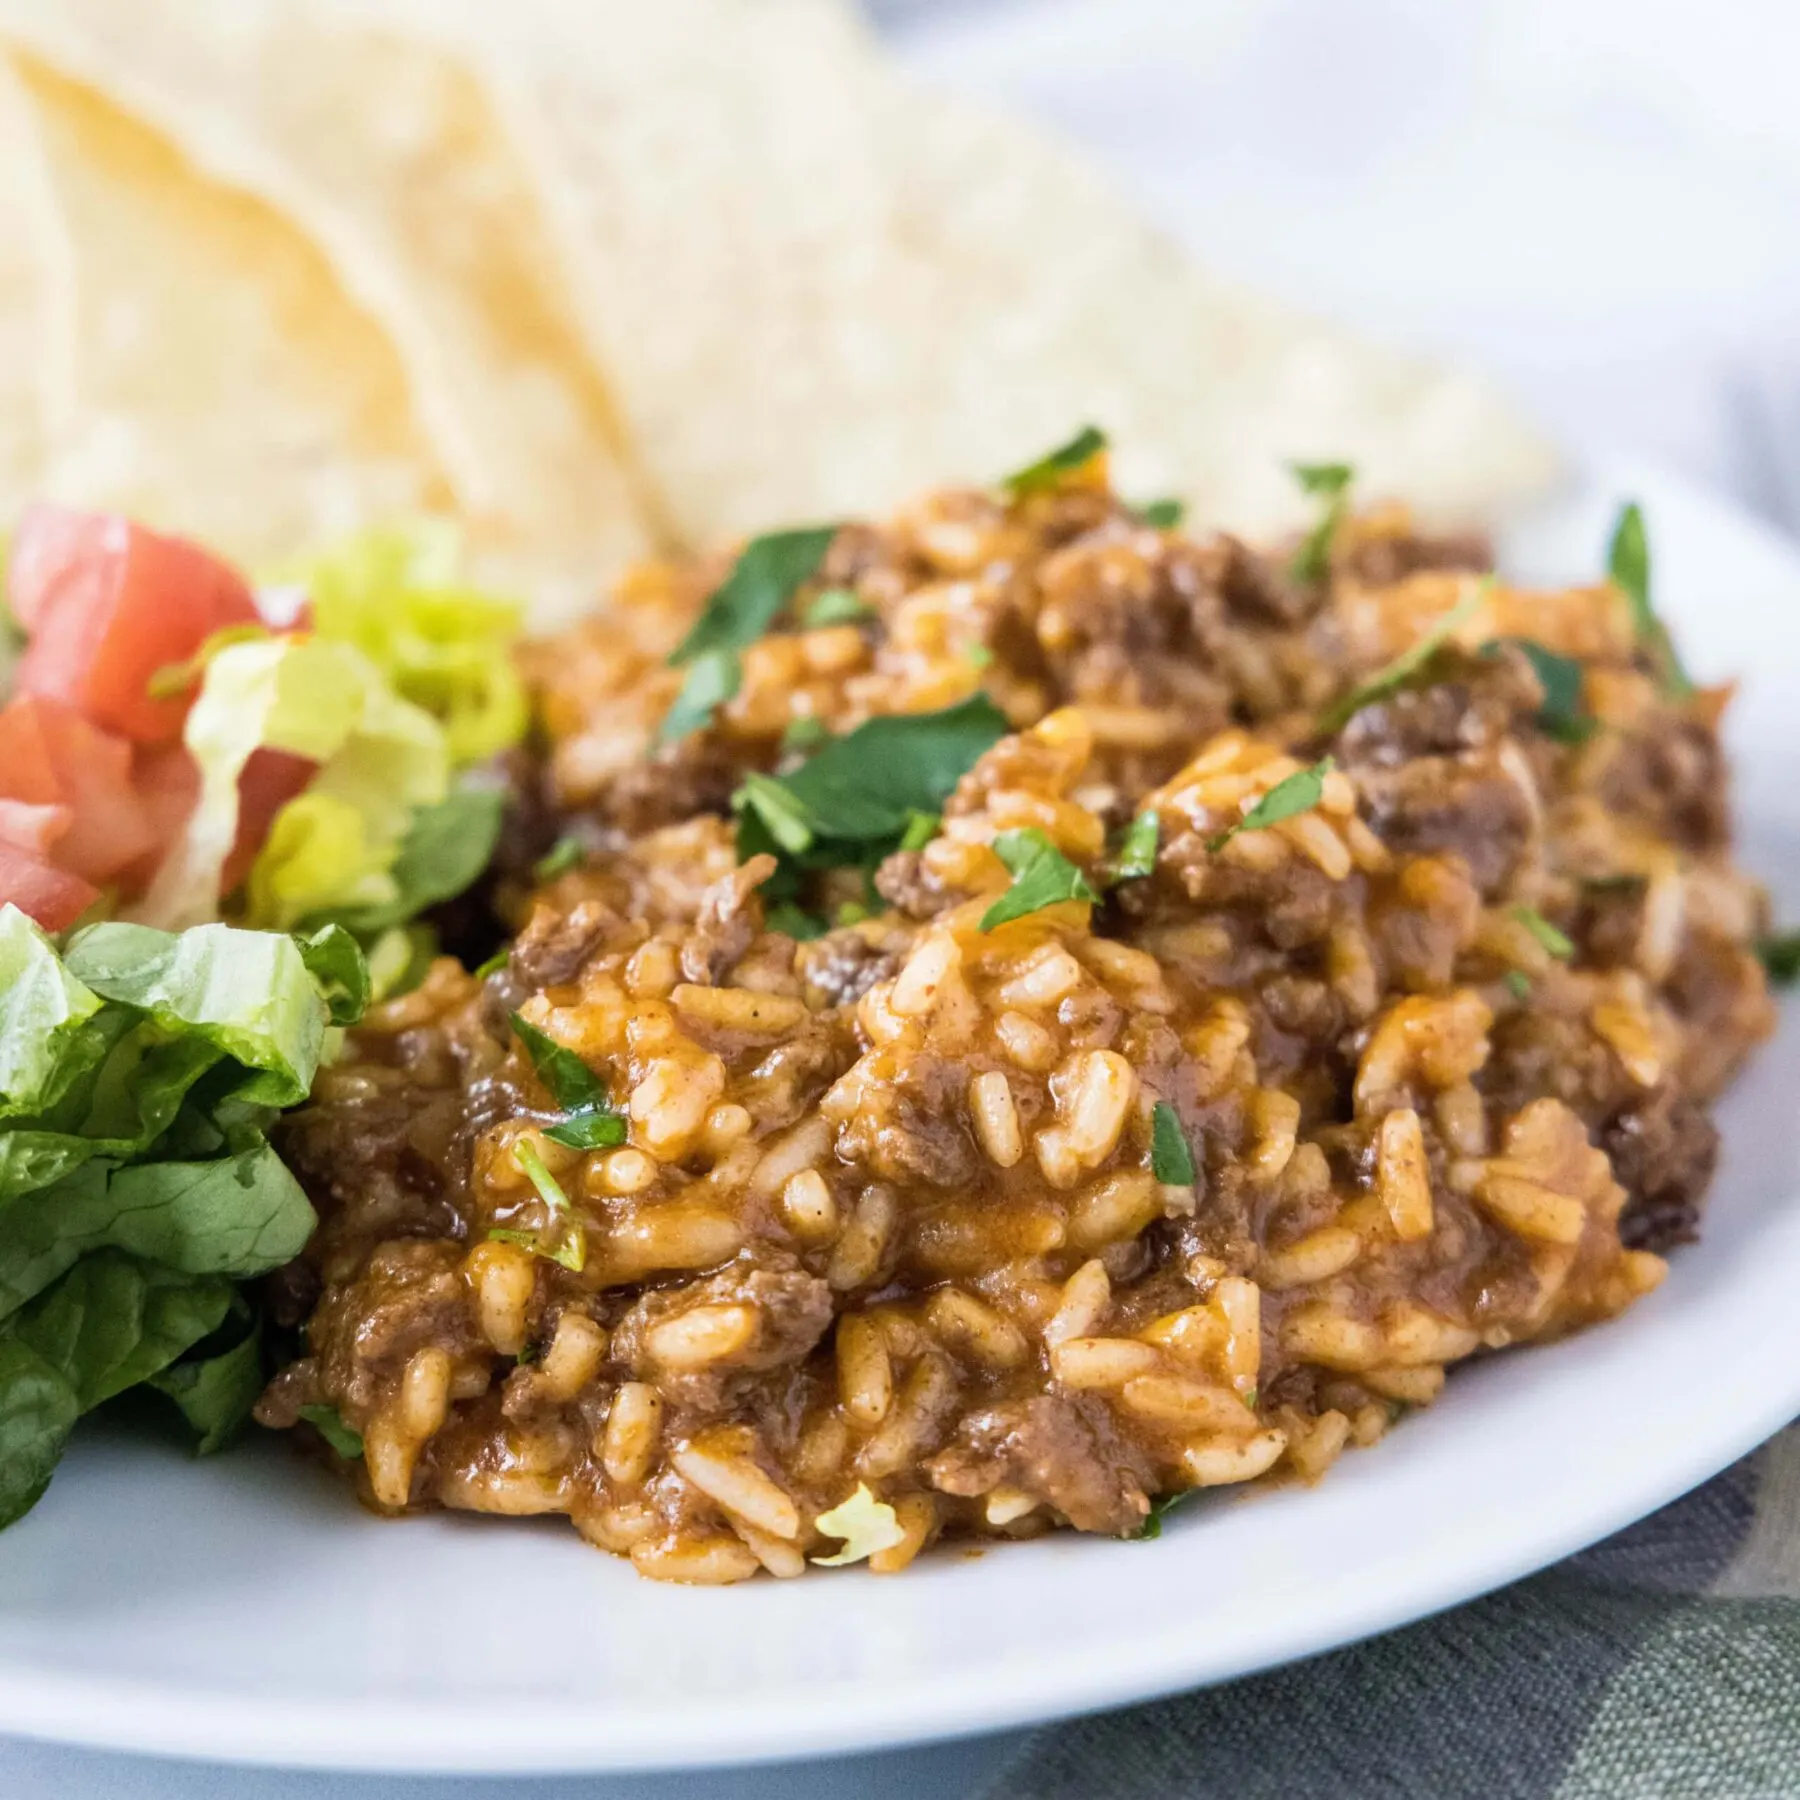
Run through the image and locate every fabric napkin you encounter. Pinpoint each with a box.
[984,1424,1800,1799]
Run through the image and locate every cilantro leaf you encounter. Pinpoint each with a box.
[1150,1101,1196,1186]
[658,526,839,742]
[766,901,828,941]
[736,696,1008,854]
[1001,426,1107,497]
[502,1141,585,1272]
[543,1110,628,1151]
[899,810,940,852]
[1132,1486,1200,1541]
[297,1403,363,1460]
[1512,905,1574,959]
[802,588,872,628]
[1503,969,1532,1001]
[737,772,818,856]
[472,947,509,980]
[1758,933,1800,986]
[658,646,740,746]
[669,526,840,666]
[1137,497,1185,529]
[1318,585,1488,735]
[1210,757,1334,852]
[1289,461,1354,583]
[510,1014,607,1112]
[781,715,829,754]
[1607,502,1694,698]
[979,830,1100,931]
[1491,639,1594,743]
[1112,810,1160,883]
[533,836,585,882]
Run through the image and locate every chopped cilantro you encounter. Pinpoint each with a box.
[296,1405,363,1461]
[833,901,871,928]
[1503,969,1532,1001]
[1289,461,1354,583]
[979,829,1100,931]
[766,900,828,941]
[802,587,872,628]
[1508,639,1594,743]
[1758,932,1800,986]
[532,835,585,882]
[737,771,818,856]
[1317,584,1489,735]
[899,810,940,852]
[1132,1487,1200,1541]
[1137,497,1185,529]
[544,1110,628,1151]
[1150,1100,1196,1186]
[658,645,740,746]
[735,695,1007,861]
[659,525,838,740]
[1210,757,1334,852]
[511,1013,627,1152]
[501,1140,586,1272]
[1242,1387,1259,1411]
[1607,502,1693,698]
[1585,873,1647,894]
[472,947,509,980]
[1112,809,1160,883]
[1512,905,1574,959]
[781,715,829,754]
[1002,425,1108,497]
[963,643,995,671]
[511,1014,606,1111]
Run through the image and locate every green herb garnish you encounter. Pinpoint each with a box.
[1133,1487,1200,1541]
[1317,584,1488,735]
[293,923,372,1026]
[1209,757,1334,852]
[781,715,829,755]
[1758,933,1800,986]
[737,772,818,856]
[1137,497,1185,529]
[1289,461,1354,583]
[963,643,995,671]
[1112,810,1160,883]
[510,1014,626,1150]
[660,525,839,741]
[802,587,872,629]
[1150,1100,1196,1185]
[472,947,509,980]
[501,1140,586,1272]
[1496,639,1595,743]
[1512,906,1574,960]
[658,646,739,746]
[1002,425,1107,497]
[979,830,1101,931]
[899,810,940,853]
[1607,502,1693,698]
[297,1404,363,1461]
[533,836,585,883]
[767,901,828,941]
[1503,969,1532,1001]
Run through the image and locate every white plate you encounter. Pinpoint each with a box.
[1,463,1796,1776]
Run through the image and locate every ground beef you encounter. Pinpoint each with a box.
[1604,1089,1720,1252]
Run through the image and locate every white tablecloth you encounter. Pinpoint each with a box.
[9,1,1794,1792]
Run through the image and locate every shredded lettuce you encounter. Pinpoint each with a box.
[293,523,528,767]
[133,636,448,933]
[0,903,360,1527]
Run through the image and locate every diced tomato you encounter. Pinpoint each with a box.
[0,841,99,933]
[0,800,71,859]
[0,696,157,886]
[10,505,259,743]
[223,749,317,892]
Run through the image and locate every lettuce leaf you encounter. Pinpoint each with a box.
[0,906,107,1120]
[133,637,449,933]
[0,1337,77,1529]
[318,788,504,939]
[0,1145,316,1322]
[295,524,528,767]
[148,1299,265,1455]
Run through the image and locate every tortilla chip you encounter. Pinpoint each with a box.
[393,0,1555,545]
[0,0,658,624]
[6,53,450,573]
[0,55,71,524]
